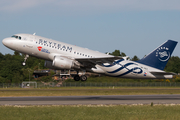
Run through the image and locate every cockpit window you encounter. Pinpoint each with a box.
[11,35,16,38]
[11,35,21,40]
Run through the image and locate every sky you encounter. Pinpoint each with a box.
[0,0,180,59]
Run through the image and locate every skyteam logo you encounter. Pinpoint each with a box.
[37,46,50,54]
[156,47,170,62]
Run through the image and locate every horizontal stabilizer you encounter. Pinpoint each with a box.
[150,72,176,75]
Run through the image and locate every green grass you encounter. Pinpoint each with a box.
[0,87,180,119]
[0,105,180,120]
[0,87,180,97]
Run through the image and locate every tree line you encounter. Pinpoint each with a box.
[0,50,179,83]
[0,51,46,83]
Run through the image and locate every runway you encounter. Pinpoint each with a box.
[0,94,180,105]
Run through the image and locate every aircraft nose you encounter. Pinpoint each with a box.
[2,38,10,46]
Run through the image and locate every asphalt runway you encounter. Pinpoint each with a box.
[0,95,180,105]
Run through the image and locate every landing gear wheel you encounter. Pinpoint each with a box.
[80,75,87,81]
[22,62,26,66]
[74,75,80,81]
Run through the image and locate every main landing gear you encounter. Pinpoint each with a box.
[74,75,87,81]
[22,54,29,66]
[73,71,87,81]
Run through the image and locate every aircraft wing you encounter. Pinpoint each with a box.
[48,53,123,68]
[75,56,123,68]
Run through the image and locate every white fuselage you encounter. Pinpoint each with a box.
[2,34,173,79]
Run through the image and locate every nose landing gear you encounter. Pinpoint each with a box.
[22,54,29,66]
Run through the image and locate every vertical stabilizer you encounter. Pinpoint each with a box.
[138,40,178,70]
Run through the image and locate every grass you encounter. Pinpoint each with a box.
[0,87,180,97]
[0,87,180,119]
[0,105,180,120]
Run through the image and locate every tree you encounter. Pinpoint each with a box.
[121,52,126,57]
[0,52,4,61]
[109,50,126,57]
[22,68,34,81]
[165,56,180,73]
[12,71,24,83]
[131,55,140,61]
[0,76,9,83]
[110,50,121,56]
[14,51,20,56]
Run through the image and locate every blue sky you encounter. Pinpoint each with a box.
[0,0,180,59]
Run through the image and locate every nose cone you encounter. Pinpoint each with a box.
[2,38,15,49]
[2,38,7,46]
[2,38,11,47]
[2,38,8,46]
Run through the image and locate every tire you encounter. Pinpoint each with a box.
[80,75,87,81]
[22,62,26,66]
[74,75,80,81]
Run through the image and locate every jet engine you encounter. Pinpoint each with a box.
[44,56,81,70]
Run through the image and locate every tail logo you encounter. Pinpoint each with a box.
[156,47,170,62]
[159,51,168,58]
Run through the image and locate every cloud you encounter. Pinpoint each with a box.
[1,0,180,14]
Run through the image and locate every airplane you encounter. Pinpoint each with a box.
[2,33,178,81]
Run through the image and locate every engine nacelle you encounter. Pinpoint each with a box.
[53,56,73,69]
[44,57,81,70]
[44,60,57,69]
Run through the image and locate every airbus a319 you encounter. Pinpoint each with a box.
[2,33,178,81]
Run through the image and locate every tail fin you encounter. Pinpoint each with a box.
[138,40,178,70]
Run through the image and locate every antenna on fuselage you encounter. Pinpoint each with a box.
[33,33,36,35]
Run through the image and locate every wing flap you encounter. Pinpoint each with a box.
[75,56,123,67]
